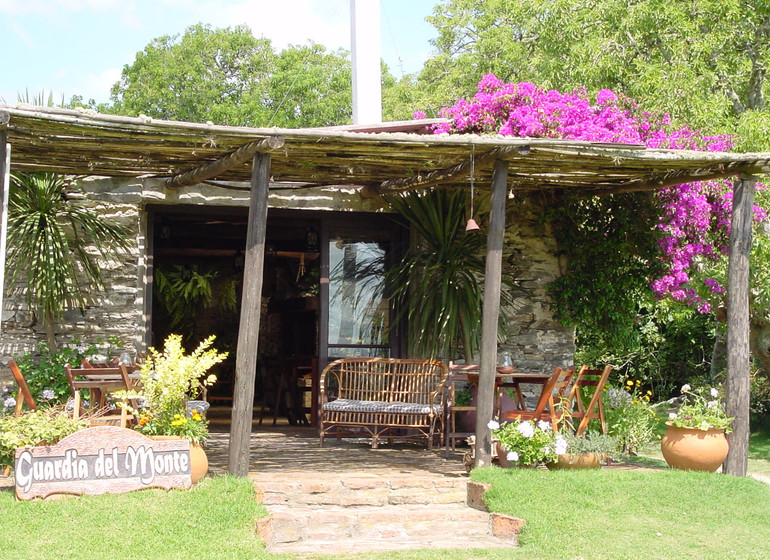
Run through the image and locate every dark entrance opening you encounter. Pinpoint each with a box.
[148,205,404,428]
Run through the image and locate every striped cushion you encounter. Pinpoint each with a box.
[323,398,442,415]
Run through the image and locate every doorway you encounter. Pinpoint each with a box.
[147,205,404,426]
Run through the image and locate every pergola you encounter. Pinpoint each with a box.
[1,103,768,476]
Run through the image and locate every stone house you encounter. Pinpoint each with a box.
[0,105,762,468]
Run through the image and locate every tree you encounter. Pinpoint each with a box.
[423,0,770,141]
[110,23,276,126]
[109,24,360,128]
[5,173,129,349]
[265,42,352,128]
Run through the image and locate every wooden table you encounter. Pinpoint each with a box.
[496,372,553,410]
[444,367,552,456]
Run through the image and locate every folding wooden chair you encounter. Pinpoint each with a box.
[567,365,612,435]
[9,359,37,415]
[65,364,137,427]
[4,360,38,476]
[500,367,569,425]
[541,365,576,430]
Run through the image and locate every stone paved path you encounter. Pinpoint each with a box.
[203,426,519,554]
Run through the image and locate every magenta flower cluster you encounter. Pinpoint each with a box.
[432,74,767,311]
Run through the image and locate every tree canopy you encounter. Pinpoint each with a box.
[108,23,355,128]
[421,0,770,148]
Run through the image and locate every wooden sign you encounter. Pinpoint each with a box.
[15,426,192,500]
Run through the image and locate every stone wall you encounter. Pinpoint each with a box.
[498,194,575,371]
[0,176,573,385]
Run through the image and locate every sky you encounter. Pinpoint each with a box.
[0,0,439,106]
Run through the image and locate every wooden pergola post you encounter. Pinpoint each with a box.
[0,111,10,320]
[723,174,755,477]
[474,160,509,467]
[228,152,271,476]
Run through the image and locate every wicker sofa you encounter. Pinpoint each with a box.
[319,357,449,449]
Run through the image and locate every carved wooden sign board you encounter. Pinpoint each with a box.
[14,426,192,500]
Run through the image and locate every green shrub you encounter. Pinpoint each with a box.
[13,337,123,405]
[604,377,659,454]
[0,407,86,468]
[750,369,770,425]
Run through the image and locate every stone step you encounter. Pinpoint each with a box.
[257,503,519,553]
[255,476,468,507]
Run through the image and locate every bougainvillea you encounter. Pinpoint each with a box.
[430,74,767,312]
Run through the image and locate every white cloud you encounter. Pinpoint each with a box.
[81,66,122,102]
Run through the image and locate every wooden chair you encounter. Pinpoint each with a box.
[64,364,137,427]
[9,359,37,415]
[445,362,480,454]
[4,360,38,477]
[567,365,612,435]
[500,367,569,425]
[541,365,577,430]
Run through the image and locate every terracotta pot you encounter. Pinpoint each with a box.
[149,436,208,483]
[495,442,536,469]
[660,422,729,472]
[547,453,603,470]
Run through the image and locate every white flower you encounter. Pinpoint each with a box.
[537,420,552,431]
[699,421,711,430]
[3,397,16,408]
[710,388,719,398]
[669,412,678,420]
[42,389,55,400]
[507,451,519,462]
[554,435,568,455]
[487,419,500,430]
[516,421,535,438]
[707,401,718,409]
[681,384,691,393]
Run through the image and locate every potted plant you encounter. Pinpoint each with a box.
[548,431,618,469]
[128,334,227,483]
[0,407,86,470]
[661,383,733,472]
[488,419,567,468]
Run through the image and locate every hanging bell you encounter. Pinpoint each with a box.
[465,218,480,232]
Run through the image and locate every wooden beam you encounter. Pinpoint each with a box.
[166,135,284,189]
[228,152,271,476]
[723,175,755,477]
[474,159,509,467]
[379,146,518,193]
[0,110,9,129]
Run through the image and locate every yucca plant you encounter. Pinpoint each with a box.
[6,172,129,348]
[386,188,512,361]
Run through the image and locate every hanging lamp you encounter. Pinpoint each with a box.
[465,145,480,232]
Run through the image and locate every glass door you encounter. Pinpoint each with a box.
[320,218,403,364]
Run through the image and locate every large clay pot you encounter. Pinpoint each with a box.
[149,436,208,483]
[548,453,603,470]
[495,442,536,469]
[660,422,729,472]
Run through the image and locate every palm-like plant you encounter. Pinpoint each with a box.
[387,189,510,361]
[6,172,129,348]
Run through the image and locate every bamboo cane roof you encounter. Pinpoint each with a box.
[2,103,770,195]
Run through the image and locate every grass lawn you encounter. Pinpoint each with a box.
[466,466,770,560]
[0,476,268,560]
[2,439,770,560]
